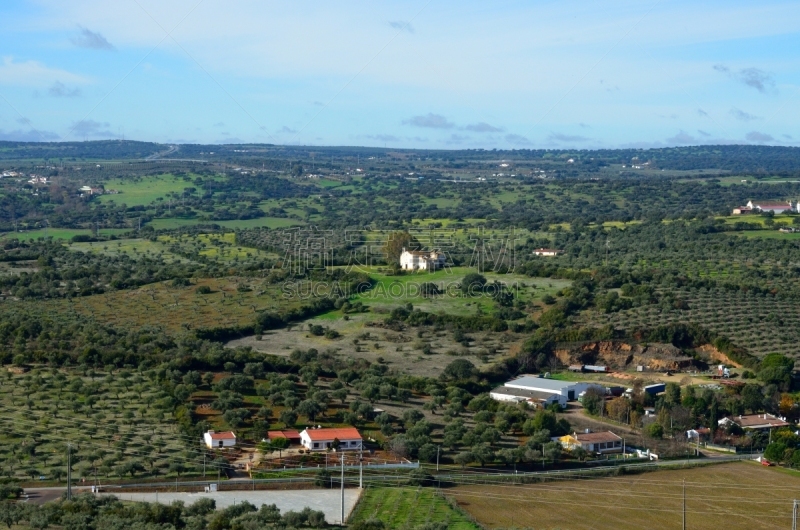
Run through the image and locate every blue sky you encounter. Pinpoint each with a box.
[0,0,798,148]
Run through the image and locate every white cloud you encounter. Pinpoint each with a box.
[666,131,696,144]
[464,122,503,133]
[69,119,116,138]
[505,133,531,145]
[366,134,399,142]
[402,113,454,129]
[0,57,89,87]
[730,107,761,121]
[0,128,60,141]
[71,26,114,50]
[746,131,774,143]
[47,81,81,97]
[714,64,775,93]
[548,132,590,142]
[388,21,414,33]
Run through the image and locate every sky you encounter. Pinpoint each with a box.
[0,0,798,149]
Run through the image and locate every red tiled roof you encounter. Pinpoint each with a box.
[574,431,622,443]
[302,427,362,441]
[754,202,790,208]
[268,430,301,440]
[207,431,236,440]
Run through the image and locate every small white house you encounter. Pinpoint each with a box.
[299,427,362,451]
[399,248,445,271]
[204,430,237,449]
[532,248,563,257]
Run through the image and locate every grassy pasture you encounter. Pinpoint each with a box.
[157,232,280,261]
[57,277,310,334]
[148,217,304,230]
[447,462,800,530]
[717,215,794,227]
[0,228,128,241]
[728,230,800,240]
[349,487,480,530]
[69,238,191,262]
[350,267,569,315]
[97,174,193,207]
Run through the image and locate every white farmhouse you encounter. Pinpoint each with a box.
[203,430,237,449]
[532,248,563,257]
[746,200,799,214]
[399,248,445,271]
[299,427,363,451]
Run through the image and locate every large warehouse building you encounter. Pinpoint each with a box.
[490,375,603,407]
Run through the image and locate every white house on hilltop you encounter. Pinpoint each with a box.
[204,430,237,449]
[400,248,445,271]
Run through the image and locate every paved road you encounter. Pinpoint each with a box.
[24,486,362,524]
[104,490,362,525]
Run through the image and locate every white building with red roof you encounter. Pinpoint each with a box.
[204,430,237,449]
[746,200,799,214]
[300,427,362,451]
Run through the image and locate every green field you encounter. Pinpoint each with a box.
[69,238,192,262]
[728,230,800,240]
[148,217,304,230]
[350,267,569,315]
[0,228,129,241]
[98,174,194,206]
[348,487,480,529]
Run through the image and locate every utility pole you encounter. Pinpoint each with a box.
[359,445,363,489]
[793,499,798,530]
[682,478,686,530]
[340,453,345,525]
[66,444,72,500]
[436,446,440,472]
[203,452,206,476]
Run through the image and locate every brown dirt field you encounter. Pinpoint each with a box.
[227,312,519,377]
[446,462,800,530]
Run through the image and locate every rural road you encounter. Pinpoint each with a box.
[146,145,178,160]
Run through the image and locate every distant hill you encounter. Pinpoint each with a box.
[2,141,799,174]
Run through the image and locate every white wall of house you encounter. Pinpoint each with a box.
[203,432,237,449]
[299,434,363,451]
[399,249,445,271]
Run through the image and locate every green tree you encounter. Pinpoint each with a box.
[382,231,422,264]
[460,273,487,295]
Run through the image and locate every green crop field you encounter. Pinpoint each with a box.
[0,228,129,241]
[349,487,480,529]
[97,174,194,207]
